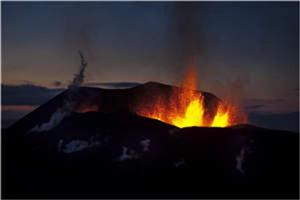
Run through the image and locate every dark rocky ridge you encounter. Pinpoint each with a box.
[8,82,220,133]
[2,82,299,198]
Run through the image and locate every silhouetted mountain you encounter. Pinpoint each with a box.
[8,82,220,133]
[2,82,299,199]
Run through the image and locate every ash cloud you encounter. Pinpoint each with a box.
[166,2,208,83]
[170,3,206,62]
[167,4,253,107]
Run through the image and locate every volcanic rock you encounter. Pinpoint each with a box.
[2,82,299,199]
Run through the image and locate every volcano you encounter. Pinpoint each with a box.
[2,82,299,199]
[8,81,224,133]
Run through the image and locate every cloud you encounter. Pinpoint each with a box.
[1,105,37,128]
[248,111,299,132]
[244,98,285,105]
[1,105,37,111]
[1,83,64,128]
[1,84,63,106]
[85,82,140,89]
[245,104,265,110]
[243,98,291,112]
[53,81,62,87]
[244,98,299,132]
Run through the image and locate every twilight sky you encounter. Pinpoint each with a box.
[1,2,299,129]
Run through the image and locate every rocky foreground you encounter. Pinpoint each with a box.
[2,110,299,198]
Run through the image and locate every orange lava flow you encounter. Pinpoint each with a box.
[210,104,230,128]
[137,60,243,128]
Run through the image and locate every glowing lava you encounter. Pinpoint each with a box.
[137,60,242,128]
[74,59,246,128]
[210,105,230,128]
[172,97,205,128]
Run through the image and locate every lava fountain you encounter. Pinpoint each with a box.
[136,61,244,128]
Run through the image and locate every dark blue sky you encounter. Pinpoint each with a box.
[2,2,299,121]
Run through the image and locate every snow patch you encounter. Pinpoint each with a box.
[30,51,88,133]
[235,139,256,175]
[60,138,101,154]
[31,109,68,132]
[236,148,246,175]
[168,128,180,136]
[140,139,151,152]
[57,139,64,152]
[175,158,185,168]
[118,146,139,161]
[63,140,89,153]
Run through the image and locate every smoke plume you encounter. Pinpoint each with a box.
[31,51,88,132]
[69,50,88,88]
[171,3,205,62]
[167,2,207,83]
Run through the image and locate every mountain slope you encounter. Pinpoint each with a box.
[2,82,299,198]
[8,82,220,133]
[3,111,299,198]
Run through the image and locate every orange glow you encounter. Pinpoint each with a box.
[210,105,230,127]
[171,97,205,128]
[76,105,99,113]
[1,105,37,111]
[136,60,245,128]
[74,59,246,128]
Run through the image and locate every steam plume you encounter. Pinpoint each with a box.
[31,51,87,132]
[69,50,88,88]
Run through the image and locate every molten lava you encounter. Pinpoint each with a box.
[172,97,205,128]
[137,60,243,128]
[210,104,230,128]
[74,59,246,128]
